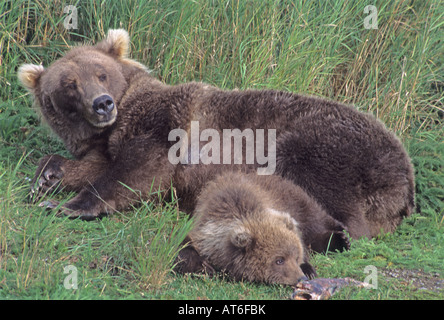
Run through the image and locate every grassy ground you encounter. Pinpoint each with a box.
[0,0,443,300]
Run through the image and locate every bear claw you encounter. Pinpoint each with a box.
[38,199,100,220]
[29,156,65,202]
[38,200,60,209]
[335,230,351,251]
[201,260,216,276]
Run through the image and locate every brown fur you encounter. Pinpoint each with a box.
[18,29,414,239]
[175,172,351,284]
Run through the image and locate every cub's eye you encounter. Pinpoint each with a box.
[98,74,107,82]
[275,257,285,265]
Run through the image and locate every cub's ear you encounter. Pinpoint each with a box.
[17,64,45,93]
[282,214,298,233]
[96,29,130,58]
[230,226,253,249]
[268,209,298,233]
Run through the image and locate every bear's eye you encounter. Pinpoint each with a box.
[98,74,107,82]
[67,82,77,90]
[275,257,285,265]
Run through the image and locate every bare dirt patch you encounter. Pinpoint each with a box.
[380,268,444,293]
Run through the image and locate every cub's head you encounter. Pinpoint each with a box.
[227,210,311,285]
[18,30,146,152]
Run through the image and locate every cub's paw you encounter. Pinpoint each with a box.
[175,244,215,276]
[300,262,317,280]
[30,155,65,202]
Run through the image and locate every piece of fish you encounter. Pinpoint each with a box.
[291,277,371,300]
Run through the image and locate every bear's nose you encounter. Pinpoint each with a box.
[92,95,114,115]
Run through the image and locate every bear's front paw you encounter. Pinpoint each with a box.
[330,230,351,252]
[30,155,65,202]
[38,199,60,210]
[63,198,104,220]
[38,197,104,220]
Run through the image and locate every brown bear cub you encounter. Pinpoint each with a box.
[18,29,415,239]
[175,172,350,284]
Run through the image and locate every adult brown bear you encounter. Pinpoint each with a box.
[18,29,414,239]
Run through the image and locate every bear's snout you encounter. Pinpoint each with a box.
[93,95,114,116]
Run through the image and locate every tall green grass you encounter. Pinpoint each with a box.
[2,0,442,131]
[0,0,443,299]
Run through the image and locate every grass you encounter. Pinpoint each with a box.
[0,0,443,300]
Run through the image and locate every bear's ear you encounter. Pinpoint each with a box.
[230,226,253,249]
[282,215,298,233]
[268,209,298,233]
[96,29,130,59]
[17,64,45,93]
